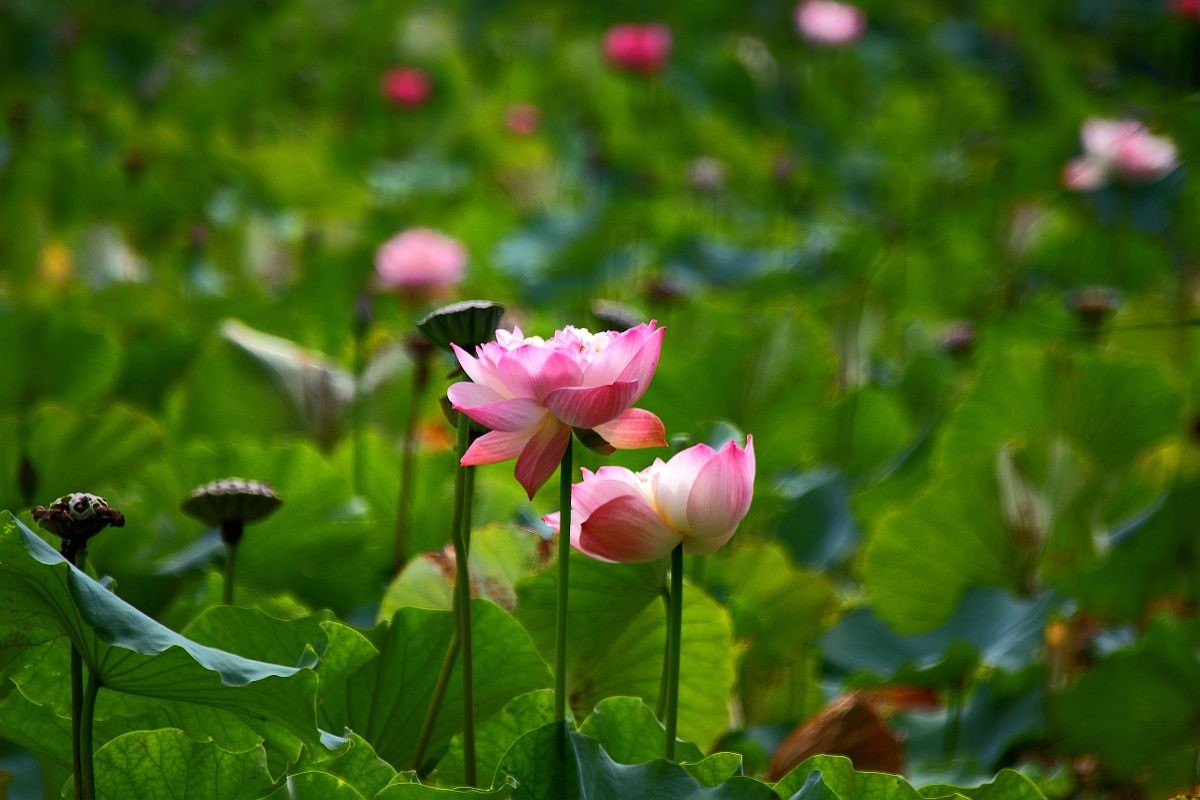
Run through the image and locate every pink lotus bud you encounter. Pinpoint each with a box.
[505,103,540,136]
[380,67,431,108]
[448,322,668,498]
[542,436,756,563]
[373,228,466,301]
[1112,133,1179,183]
[602,24,672,74]
[794,1,866,46]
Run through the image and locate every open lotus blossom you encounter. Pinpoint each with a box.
[794,0,866,46]
[381,66,431,108]
[373,228,467,300]
[544,436,755,563]
[448,322,667,498]
[1062,117,1180,190]
[602,24,672,74]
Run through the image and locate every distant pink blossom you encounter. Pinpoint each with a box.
[794,1,866,46]
[543,436,756,563]
[380,67,431,108]
[448,323,667,498]
[1170,0,1200,19]
[1063,117,1180,191]
[373,228,466,300]
[603,24,672,74]
[505,103,541,136]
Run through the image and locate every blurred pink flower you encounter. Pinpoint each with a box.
[1170,0,1200,19]
[794,1,866,46]
[1063,118,1179,191]
[505,103,541,136]
[381,67,431,108]
[543,436,756,563]
[448,323,667,498]
[603,24,672,74]
[373,228,466,300]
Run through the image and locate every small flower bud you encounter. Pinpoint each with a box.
[940,321,976,359]
[417,300,505,352]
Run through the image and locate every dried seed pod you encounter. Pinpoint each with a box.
[181,478,282,544]
[31,492,125,560]
[591,299,644,332]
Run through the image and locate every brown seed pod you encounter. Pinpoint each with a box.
[181,478,282,544]
[31,492,125,557]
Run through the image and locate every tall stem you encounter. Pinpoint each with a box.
[554,441,573,723]
[79,671,100,800]
[664,543,684,759]
[352,323,366,499]
[63,541,86,800]
[942,679,965,762]
[411,630,460,773]
[223,541,238,606]
[393,365,428,573]
[449,412,476,785]
[655,587,670,721]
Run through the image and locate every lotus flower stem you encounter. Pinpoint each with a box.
[942,679,965,762]
[79,671,99,799]
[410,411,476,778]
[394,340,432,573]
[663,543,684,759]
[449,411,477,785]
[655,586,670,721]
[352,315,367,499]
[62,541,87,800]
[554,441,573,723]
[223,540,238,606]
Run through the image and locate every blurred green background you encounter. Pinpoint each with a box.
[2,0,1199,797]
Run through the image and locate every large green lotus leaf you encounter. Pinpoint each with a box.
[498,722,776,800]
[91,729,273,800]
[821,588,1051,686]
[935,347,1182,474]
[516,554,735,748]
[861,458,1017,634]
[920,769,1049,800]
[434,690,555,787]
[321,599,551,770]
[375,777,515,798]
[770,469,861,570]
[0,513,321,747]
[1051,616,1200,787]
[0,404,165,518]
[0,309,121,413]
[181,607,377,702]
[1069,482,1199,623]
[380,524,546,619]
[578,696,704,765]
[132,441,379,612]
[774,755,922,800]
[290,733,397,799]
[259,771,368,799]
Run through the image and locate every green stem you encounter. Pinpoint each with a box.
[410,630,460,773]
[393,368,426,573]
[79,671,99,800]
[352,326,366,499]
[655,587,670,721]
[63,542,85,800]
[449,413,476,785]
[554,441,573,723]
[70,645,83,799]
[942,680,964,762]
[664,544,684,760]
[223,542,237,606]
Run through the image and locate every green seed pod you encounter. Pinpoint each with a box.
[417,300,505,352]
[181,478,282,544]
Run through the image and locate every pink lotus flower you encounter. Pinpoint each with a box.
[373,228,466,300]
[381,67,431,108]
[448,323,667,498]
[1171,0,1200,19]
[794,1,866,46]
[505,103,541,136]
[543,436,755,563]
[1063,118,1180,190]
[602,24,672,74]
